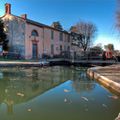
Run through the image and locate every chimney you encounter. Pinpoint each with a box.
[21,14,27,19]
[5,3,11,14]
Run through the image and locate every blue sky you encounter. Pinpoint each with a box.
[0,0,120,50]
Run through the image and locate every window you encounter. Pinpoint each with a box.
[64,45,66,51]
[51,30,54,40]
[51,44,54,54]
[67,46,70,52]
[60,45,62,52]
[59,32,63,41]
[68,35,70,42]
[31,30,39,37]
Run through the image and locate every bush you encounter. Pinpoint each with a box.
[42,54,51,59]
[5,52,21,60]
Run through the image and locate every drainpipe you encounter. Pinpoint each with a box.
[42,27,44,59]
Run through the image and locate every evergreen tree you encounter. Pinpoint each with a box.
[0,19,8,51]
[104,44,114,51]
[51,21,63,31]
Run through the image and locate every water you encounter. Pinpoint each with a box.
[0,66,120,120]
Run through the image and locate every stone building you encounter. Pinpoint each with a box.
[0,3,72,59]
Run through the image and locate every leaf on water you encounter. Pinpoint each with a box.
[64,98,72,104]
[5,89,8,93]
[72,71,74,73]
[27,74,33,77]
[102,104,108,108]
[64,98,67,103]
[85,108,88,112]
[11,78,17,81]
[17,92,25,97]
[64,89,70,93]
[28,109,32,112]
[81,97,89,102]
[108,95,119,100]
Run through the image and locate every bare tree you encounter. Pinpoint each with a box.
[70,21,97,51]
[116,0,120,30]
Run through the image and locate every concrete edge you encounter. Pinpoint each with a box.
[0,61,50,67]
[87,67,120,94]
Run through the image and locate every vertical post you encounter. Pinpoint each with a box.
[42,27,44,59]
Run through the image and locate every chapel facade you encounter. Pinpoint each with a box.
[1,3,72,59]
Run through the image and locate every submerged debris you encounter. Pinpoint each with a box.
[81,97,89,102]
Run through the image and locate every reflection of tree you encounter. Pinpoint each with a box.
[0,76,15,115]
[5,99,14,115]
[72,68,96,93]
[32,69,39,91]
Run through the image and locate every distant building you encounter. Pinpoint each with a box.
[0,3,72,59]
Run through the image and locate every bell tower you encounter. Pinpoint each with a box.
[5,3,11,14]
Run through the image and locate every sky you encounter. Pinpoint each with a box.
[0,0,120,50]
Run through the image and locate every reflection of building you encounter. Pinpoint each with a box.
[0,67,68,114]
[1,3,71,59]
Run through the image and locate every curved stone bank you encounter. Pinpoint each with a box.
[87,65,120,95]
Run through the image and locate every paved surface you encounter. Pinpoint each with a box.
[94,64,120,83]
[0,61,49,67]
[87,64,120,95]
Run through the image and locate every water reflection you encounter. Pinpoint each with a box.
[71,67,96,93]
[0,66,73,114]
[0,66,119,120]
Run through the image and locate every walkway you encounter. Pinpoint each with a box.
[87,64,120,95]
[0,61,49,67]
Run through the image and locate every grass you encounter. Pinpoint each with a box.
[0,57,32,62]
